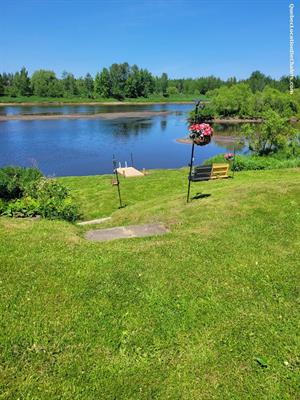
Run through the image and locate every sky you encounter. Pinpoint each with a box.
[1,0,299,79]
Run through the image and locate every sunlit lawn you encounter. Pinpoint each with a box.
[0,168,299,399]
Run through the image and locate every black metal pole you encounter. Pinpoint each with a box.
[187,141,195,203]
[232,144,236,178]
[112,156,123,208]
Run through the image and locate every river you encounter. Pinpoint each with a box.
[0,104,247,176]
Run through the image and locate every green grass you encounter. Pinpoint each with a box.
[1,168,300,399]
[204,154,300,171]
[0,94,199,104]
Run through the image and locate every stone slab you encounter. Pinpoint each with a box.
[85,223,169,242]
[77,217,112,226]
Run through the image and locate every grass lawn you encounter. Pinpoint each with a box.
[0,168,299,399]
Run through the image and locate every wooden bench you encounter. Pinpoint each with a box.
[189,163,229,182]
[189,165,213,182]
[211,163,229,179]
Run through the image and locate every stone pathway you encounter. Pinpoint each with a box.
[85,223,169,242]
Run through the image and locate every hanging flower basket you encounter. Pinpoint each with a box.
[224,152,234,161]
[189,123,213,146]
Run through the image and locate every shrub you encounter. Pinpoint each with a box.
[3,197,40,218]
[38,198,80,222]
[242,110,295,155]
[0,199,6,214]
[26,178,80,221]
[0,167,80,221]
[0,166,42,200]
[26,177,69,201]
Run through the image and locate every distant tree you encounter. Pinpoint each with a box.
[175,79,184,93]
[84,73,94,97]
[167,86,179,96]
[206,83,253,117]
[1,72,14,95]
[109,63,130,99]
[62,71,78,97]
[0,74,4,96]
[76,74,94,98]
[9,67,31,96]
[124,65,140,98]
[31,70,62,97]
[95,68,111,98]
[247,71,272,93]
[160,73,168,96]
[139,68,155,97]
[226,77,237,87]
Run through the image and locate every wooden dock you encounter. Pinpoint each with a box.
[117,167,144,178]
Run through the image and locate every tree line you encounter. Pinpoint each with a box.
[0,64,299,99]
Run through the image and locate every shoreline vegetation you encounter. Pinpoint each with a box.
[0,95,198,106]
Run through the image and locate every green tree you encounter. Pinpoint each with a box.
[243,110,293,155]
[95,68,111,98]
[31,70,62,97]
[84,73,94,97]
[0,74,4,96]
[2,73,14,95]
[62,71,78,97]
[160,73,168,96]
[9,67,31,96]
[139,68,155,97]
[109,63,130,99]
[247,71,272,93]
[124,65,140,98]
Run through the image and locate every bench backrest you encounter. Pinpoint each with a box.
[211,163,229,179]
[189,165,212,181]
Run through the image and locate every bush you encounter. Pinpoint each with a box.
[37,198,79,222]
[0,167,80,221]
[204,154,300,171]
[0,166,42,200]
[0,199,6,214]
[26,178,80,221]
[3,197,40,218]
[26,177,69,201]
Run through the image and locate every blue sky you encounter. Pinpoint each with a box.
[1,0,299,79]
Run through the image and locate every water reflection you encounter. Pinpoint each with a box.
[109,118,154,137]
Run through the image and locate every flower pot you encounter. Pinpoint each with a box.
[193,136,211,146]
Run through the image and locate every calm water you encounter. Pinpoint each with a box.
[0,104,246,176]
